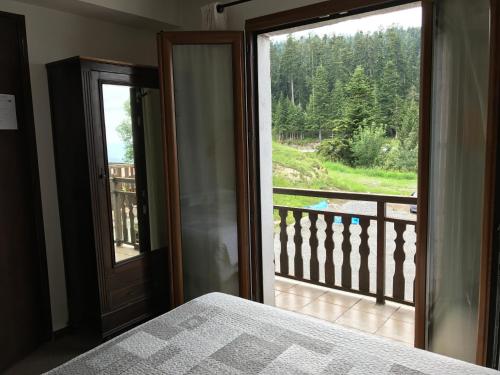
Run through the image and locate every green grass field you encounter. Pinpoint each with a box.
[272,141,417,211]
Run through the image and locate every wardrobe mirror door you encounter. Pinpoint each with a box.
[102,84,142,263]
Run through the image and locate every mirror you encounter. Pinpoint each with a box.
[101,84,166,263]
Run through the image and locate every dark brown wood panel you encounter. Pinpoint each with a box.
[279,208,289,275]
[393,222,407,301]
[309,212,320,282]
[341,215,352,289]
[324,213,335,286]
[0,11,51,371]
[293,210,304,279]
[246,0,417,33]
[358,217,371,293]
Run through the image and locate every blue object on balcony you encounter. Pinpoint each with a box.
[334,216,342,224]
[351,217,360,225]
[307,200,328,210]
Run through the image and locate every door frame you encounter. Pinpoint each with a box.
[157,31,251,307]
[245,0,433,349]
[477,0,500,366]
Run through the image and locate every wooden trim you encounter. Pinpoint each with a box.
[231,33,252,299]
[246,0,418,32]
[157,31,250,305]
[158,34,184,307]
[477,0,500,365]
[414,0,433,350]
[245,27,263,302]
[273,187,417,204]
[46,56,157,70]
[156,34,176,310]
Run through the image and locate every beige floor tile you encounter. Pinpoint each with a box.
[318,291,361,308]
[335,308,388,334]
[376,318,414,345]
[274,278,297,292]
[390,305,415,324]
[297,300,348,322]
[351,298,398,318]
[275,292,312,311]
[287,284,326,299]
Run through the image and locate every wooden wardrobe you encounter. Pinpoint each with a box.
[47,57,169,337]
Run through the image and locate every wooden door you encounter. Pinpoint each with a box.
[0,11,51,370]
[157,32,250,306]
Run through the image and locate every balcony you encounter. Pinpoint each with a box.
[109,164,140,261]
[273,187,417,344]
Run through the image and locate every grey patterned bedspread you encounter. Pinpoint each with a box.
[46,293,498,374]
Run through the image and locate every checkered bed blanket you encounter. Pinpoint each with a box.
[46,293,497,374]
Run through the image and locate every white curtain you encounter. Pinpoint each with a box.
[172,44,239,301]
[201,2,228,30]
[426,0,490,363]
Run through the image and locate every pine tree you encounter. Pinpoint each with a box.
[342,65,375,137]
[378,60,401,136]
[307,65,331,141]
[331,79,345,120]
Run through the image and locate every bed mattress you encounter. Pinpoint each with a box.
[46,293,498,374]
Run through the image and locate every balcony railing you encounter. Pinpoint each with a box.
[109,164,139,248]
[273,187,417,306]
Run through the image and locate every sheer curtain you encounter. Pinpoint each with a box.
[426,0,491,362]
[172,44,239,301]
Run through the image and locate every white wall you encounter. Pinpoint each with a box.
[16,0,181,30]
[0,0,163,331]
[180,0,325,30]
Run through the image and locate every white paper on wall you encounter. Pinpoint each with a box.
[0,94,17,130]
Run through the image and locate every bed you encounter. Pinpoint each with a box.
[46,293,498,374]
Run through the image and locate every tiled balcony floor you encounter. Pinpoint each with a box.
[274,276,415,346]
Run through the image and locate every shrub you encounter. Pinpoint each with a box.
[351,124,386,167]
[383,140,418,172]
[317,137,352,165]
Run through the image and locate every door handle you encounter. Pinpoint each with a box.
[98,168,108,179]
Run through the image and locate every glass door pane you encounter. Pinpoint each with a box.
[426,0,491,362]
[171,44,239,301]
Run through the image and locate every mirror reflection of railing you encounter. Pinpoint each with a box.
[109,164,139,249]
[273,187,417,306]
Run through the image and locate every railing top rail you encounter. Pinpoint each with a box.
[273,205,377,221]
[273,187,417,205]
[111,177,136,184]
[112,190,136,196]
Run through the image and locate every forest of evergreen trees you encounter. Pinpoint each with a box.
[271,27,421,171]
